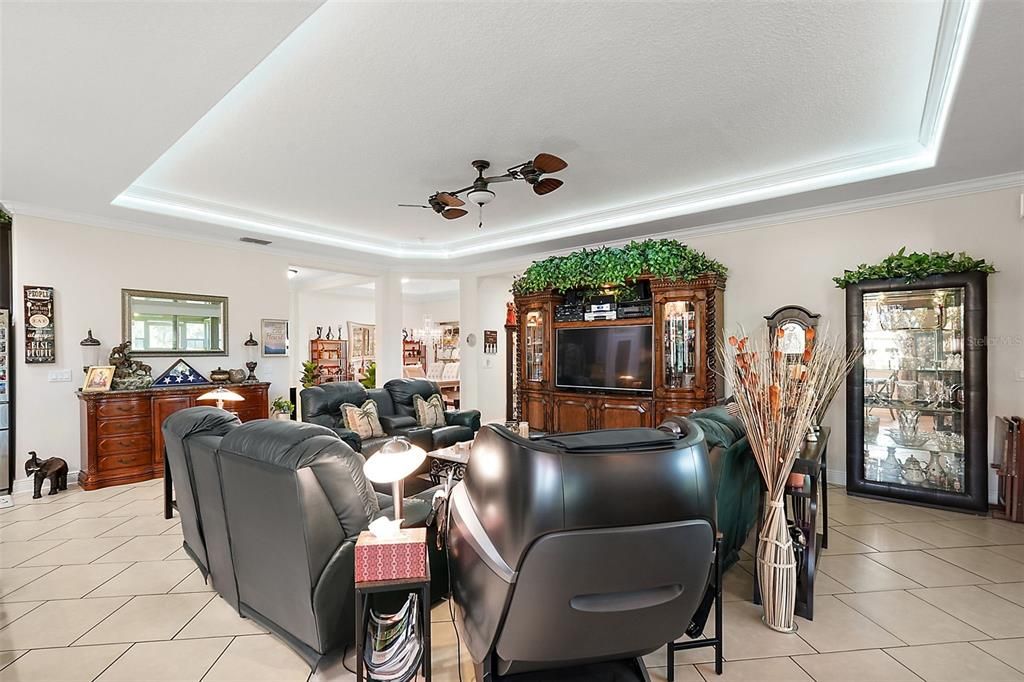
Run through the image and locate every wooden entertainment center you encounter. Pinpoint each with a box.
[513,274,725,432]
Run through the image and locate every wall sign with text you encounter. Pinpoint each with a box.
[24,285,55,364]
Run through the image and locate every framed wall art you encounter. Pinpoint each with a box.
[347,321,375,361]
[82,365,114,393]
[261,318,289,357]
[24,285,55,364]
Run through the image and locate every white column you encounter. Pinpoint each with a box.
[374,272,404,387]
[458,274,479,410]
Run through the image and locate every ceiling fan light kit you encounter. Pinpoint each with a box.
[399,152,567,228]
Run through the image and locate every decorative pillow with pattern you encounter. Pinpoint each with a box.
[340,399,385,439]
[413,393,446,428]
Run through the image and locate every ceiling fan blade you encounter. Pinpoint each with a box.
[398,204,430,209]
[533,153,567,174]
[483,174,515,183]
[436,192,465,207]
[442,208,468,220]
[533,178,563,195]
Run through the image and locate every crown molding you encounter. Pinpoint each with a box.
[8,170,1019,276]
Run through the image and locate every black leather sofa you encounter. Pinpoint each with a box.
[300,378,481,456]
[162,407,448,669]
[448,423,717,680]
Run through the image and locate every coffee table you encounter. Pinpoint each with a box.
[425,441,471,484]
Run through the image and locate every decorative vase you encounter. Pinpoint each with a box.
[209,367,230,383]
[757,497,798,633]
[228,368,247,384]
[881,448,902,483]
[902,455,926,486]
[864,415,880,443]
[274,413,291,422]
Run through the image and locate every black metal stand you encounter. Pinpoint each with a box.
[667,534,723,678]
[355,570,432,681]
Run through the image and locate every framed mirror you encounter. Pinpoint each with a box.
[121,289,228,356]
[764,305,820,357]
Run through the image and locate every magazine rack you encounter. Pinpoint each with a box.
[355,568,432,681]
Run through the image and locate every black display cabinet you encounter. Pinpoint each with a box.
[845,272,988,513]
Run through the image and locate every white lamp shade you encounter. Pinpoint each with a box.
[363,437,427,484]
[197,387,246,403]
[467,188,494,206]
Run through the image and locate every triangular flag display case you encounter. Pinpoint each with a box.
[152,358,209,386]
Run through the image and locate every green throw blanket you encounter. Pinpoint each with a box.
[687,406,760,571]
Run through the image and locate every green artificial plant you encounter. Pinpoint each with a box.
[359,362,377,389]
[300,361,320,388]
[833,248,995,288]
[511,239,727,295]
[272,396,294,415]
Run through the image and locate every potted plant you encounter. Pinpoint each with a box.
[359,361,377,389]
[300,361,320,388]
[272,397,294,421]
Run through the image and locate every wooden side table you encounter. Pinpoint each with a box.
[752,427,830,620]
[354,565,431,681]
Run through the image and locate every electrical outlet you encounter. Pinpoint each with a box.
[47,369,72,382]
[1017,369,1024,382]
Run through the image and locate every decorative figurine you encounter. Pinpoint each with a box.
[109,341,154,390]
[25,451,69,498]
[505,301,517,326]
[326,326,333,340]
[316,326,323,339]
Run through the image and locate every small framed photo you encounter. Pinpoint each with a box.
[82,365,115,393]
[261,318,289,357]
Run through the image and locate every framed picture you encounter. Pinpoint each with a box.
[262,318,289,357]
[347,321,375,361]
[82,365,115,393]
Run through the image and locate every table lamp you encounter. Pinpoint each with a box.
[80,330,101,374]
[243,332,259,381]
[197,386,245,410]
[363,437,426,523]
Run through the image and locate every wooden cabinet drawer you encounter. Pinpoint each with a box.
[97,416,151,437]
[98,451,151,471]
[98,433,152,456]
[233,408,266,423]
[97,399,151,419]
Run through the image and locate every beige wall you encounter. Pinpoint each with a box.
[11,214,294,486]
[471,187,1024,496]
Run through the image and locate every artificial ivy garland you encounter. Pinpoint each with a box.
[833,248,995,289]
[512,239,727,295]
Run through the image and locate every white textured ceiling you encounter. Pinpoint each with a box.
[2,1,1022,268]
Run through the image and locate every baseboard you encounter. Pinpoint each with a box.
[11,470,81,495]
[826,469,847,487]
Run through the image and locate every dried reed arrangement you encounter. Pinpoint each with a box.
[719,326,859,632]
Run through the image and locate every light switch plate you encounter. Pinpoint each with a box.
[47,369,73,382]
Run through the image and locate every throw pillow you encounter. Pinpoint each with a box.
[341,400,384,440]
[414,393,446,428]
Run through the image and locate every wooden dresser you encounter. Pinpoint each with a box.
[77,382,269,490]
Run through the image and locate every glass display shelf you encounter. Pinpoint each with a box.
[663,300,697,389]
[861,286,966,495]
[524,310,545,383]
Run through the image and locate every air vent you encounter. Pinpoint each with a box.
[240,236,272,246]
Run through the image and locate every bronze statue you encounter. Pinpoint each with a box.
[109,341,154,390]
[25,451,69,498]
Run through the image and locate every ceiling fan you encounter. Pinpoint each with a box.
[399,153,568,227]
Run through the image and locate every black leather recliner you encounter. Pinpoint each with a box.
[448,424,717,680]
[300,378,480,456]
[161,408,449,669]
[161,407,243,608]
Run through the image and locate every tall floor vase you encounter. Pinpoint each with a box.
[757,499,797,632]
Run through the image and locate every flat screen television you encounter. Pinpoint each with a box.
[555,325,653,392]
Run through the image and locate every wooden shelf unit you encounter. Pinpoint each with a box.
[310,338,351,384]
[403,340,426,370]
[512,274,725,433]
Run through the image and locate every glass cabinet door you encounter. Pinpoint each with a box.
[862,287,966,494]
[524,310,545,383]
[663,300,698,389]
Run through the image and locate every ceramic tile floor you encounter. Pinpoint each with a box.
[4,481,1024,681]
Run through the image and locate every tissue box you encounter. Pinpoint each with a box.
[355,527,427,584]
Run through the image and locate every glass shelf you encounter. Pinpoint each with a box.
[662,300,697,389]
[861,286,966,495]
[524,310,545,383]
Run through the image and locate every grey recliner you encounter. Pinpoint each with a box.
[161,408,448,669]
[161,407,242,608]
[300,378,480,457]
[448,424,717,680]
